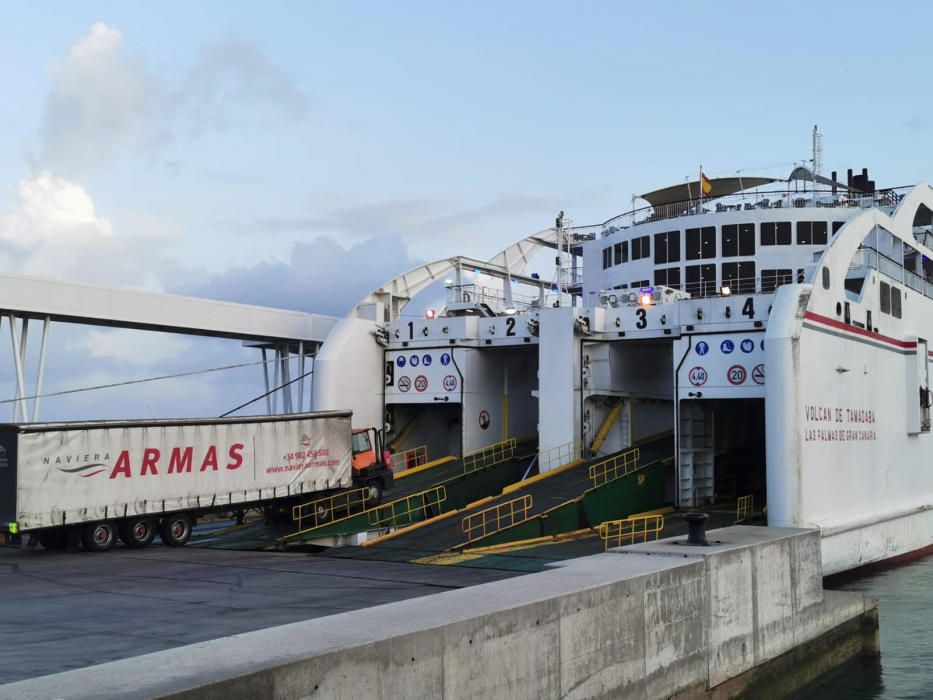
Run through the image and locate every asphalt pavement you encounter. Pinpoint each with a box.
[0,543,517,684]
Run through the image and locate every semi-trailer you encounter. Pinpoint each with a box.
[0,411,393,551]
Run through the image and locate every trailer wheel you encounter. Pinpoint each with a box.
[119,517,157,549]
[315,503,332,523]
[366,481,384,506]
[81,522,117,552]
[38,528,67,550]
[159,513,193,547]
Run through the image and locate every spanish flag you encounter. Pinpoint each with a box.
[700,171,712,196]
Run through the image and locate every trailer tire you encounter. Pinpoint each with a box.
[81,522,118,552]
[366,481,384,506]
[39,528,67,550]
[120,517,157,549]
[159,513,193,547]
[315,503,332,523]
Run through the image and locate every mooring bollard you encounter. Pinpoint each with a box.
[683,512,710,546]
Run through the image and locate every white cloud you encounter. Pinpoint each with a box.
[36,23,309,174]
[38,23,150,174]
[0,173,170,286]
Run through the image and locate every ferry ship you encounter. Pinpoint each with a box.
[311,136,933,575]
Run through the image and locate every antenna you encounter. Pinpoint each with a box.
[552,211,569,308]
[811,125,823,177]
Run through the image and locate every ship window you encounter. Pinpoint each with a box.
[891,285,902,318]
[722,261,756,294]
[722,223,755,257]
[602,247,612,269]
[797,268,805,283]
[631,279,650,289]
[686,226,716,260]
[880,280,891,314]
[654,266,681,289]
[654,230,680,264]
[761,221,792,246]
[685,264,716,296]
[822,266,830,290]
[631,235,650,260]
[832,221,845,235]
[761,268,793,293]
[614,241,628,265]
[797,221,829,245]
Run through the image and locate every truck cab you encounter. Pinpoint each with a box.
[351,427,394,504]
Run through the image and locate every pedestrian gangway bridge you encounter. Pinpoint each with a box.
[0,270,337,421]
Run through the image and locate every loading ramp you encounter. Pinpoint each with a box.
[355,432,674,562]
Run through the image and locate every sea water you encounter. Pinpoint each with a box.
[796,554,933,699]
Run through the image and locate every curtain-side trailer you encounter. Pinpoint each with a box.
[0,411,392,551]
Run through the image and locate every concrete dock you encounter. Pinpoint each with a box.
[0,545,516,684]
[1,526,879,699]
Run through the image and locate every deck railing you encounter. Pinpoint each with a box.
[571,185,913,236]
[588,447,640,488]
[461,495,533,542]
[598,514,665,550]
[462,438,517,474]
[389,445,428,472]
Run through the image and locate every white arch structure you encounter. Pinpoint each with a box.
[352,227,559,321]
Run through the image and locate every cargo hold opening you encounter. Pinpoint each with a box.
[678,398,766,510]
[384,403,462,467]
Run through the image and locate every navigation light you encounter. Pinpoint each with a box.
[720,285,732,296]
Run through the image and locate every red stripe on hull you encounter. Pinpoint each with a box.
[803,310,916,349]
[824,542,933,585]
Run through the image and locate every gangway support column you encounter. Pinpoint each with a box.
[537,307,582,471]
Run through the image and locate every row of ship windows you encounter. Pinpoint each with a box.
[601,221,846,269]
[612,263,804,295]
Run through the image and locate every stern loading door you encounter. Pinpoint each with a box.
[678,402,714,506]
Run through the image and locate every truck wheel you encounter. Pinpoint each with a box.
[159,513,193,547]
[39,528,67,550]
[81,522,117,552]
[315,503,332,522]
[119,517,157,549]
[366,482,384,506]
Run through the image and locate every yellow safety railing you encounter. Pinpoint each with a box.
[461,494,532,542]
[736,494,754,523]
[462,438,517,474]
[588,447,640,488]
[599,514,665,550]
[537,440,581,473]
[367,485,447,528]
[292,487,371,533]
[389,445,428,472]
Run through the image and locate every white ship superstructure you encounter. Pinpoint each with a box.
[312,159,933,575]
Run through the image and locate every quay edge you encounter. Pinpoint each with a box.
[0,526,878,700]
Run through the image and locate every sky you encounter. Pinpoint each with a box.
[1,1,932,420]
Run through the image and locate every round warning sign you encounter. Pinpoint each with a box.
[414,375,428,392]
[727,364,747,385]
[397,376,411,392]
[688,366,708,387]
[740,339,755,354]
[721,339,735,354]
[478,410,491,430]
[443,375,458,392]
[752,364,765,385]
[440,353,451,366]
[695,341,709,356]
[410,355,420,367]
